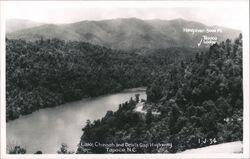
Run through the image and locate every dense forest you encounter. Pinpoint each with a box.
[6,38,200,121]
[77,34,243,153]
[6,34,243,154]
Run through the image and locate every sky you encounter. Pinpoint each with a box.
[2,1,248,30]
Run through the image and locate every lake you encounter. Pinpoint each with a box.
[6,88,146,154]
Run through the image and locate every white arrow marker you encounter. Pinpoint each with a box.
[197,38,203,47]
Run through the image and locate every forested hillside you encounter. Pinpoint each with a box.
[6,38,200,121]
[77,34,243,153]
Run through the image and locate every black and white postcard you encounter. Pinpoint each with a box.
[0,1,249,159]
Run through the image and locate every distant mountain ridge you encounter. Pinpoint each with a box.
[6,18,240,50]
[6,19,44,33]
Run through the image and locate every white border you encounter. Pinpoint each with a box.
[0,0,7,157]
[0,1,249,159]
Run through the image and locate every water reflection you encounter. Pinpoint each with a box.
[6,88,146,154]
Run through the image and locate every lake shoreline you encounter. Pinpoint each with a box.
[7,88,147,153]
[7,87,147,123]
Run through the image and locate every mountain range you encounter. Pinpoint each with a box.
[6,19,44,33]
[6,18,240,50]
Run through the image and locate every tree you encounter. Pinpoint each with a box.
[57,143,74,154]
[135,94,140,103]
[146,82,163,103]
[34,151,42,154]
[146,109,153,125]
[8,145,26,154]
